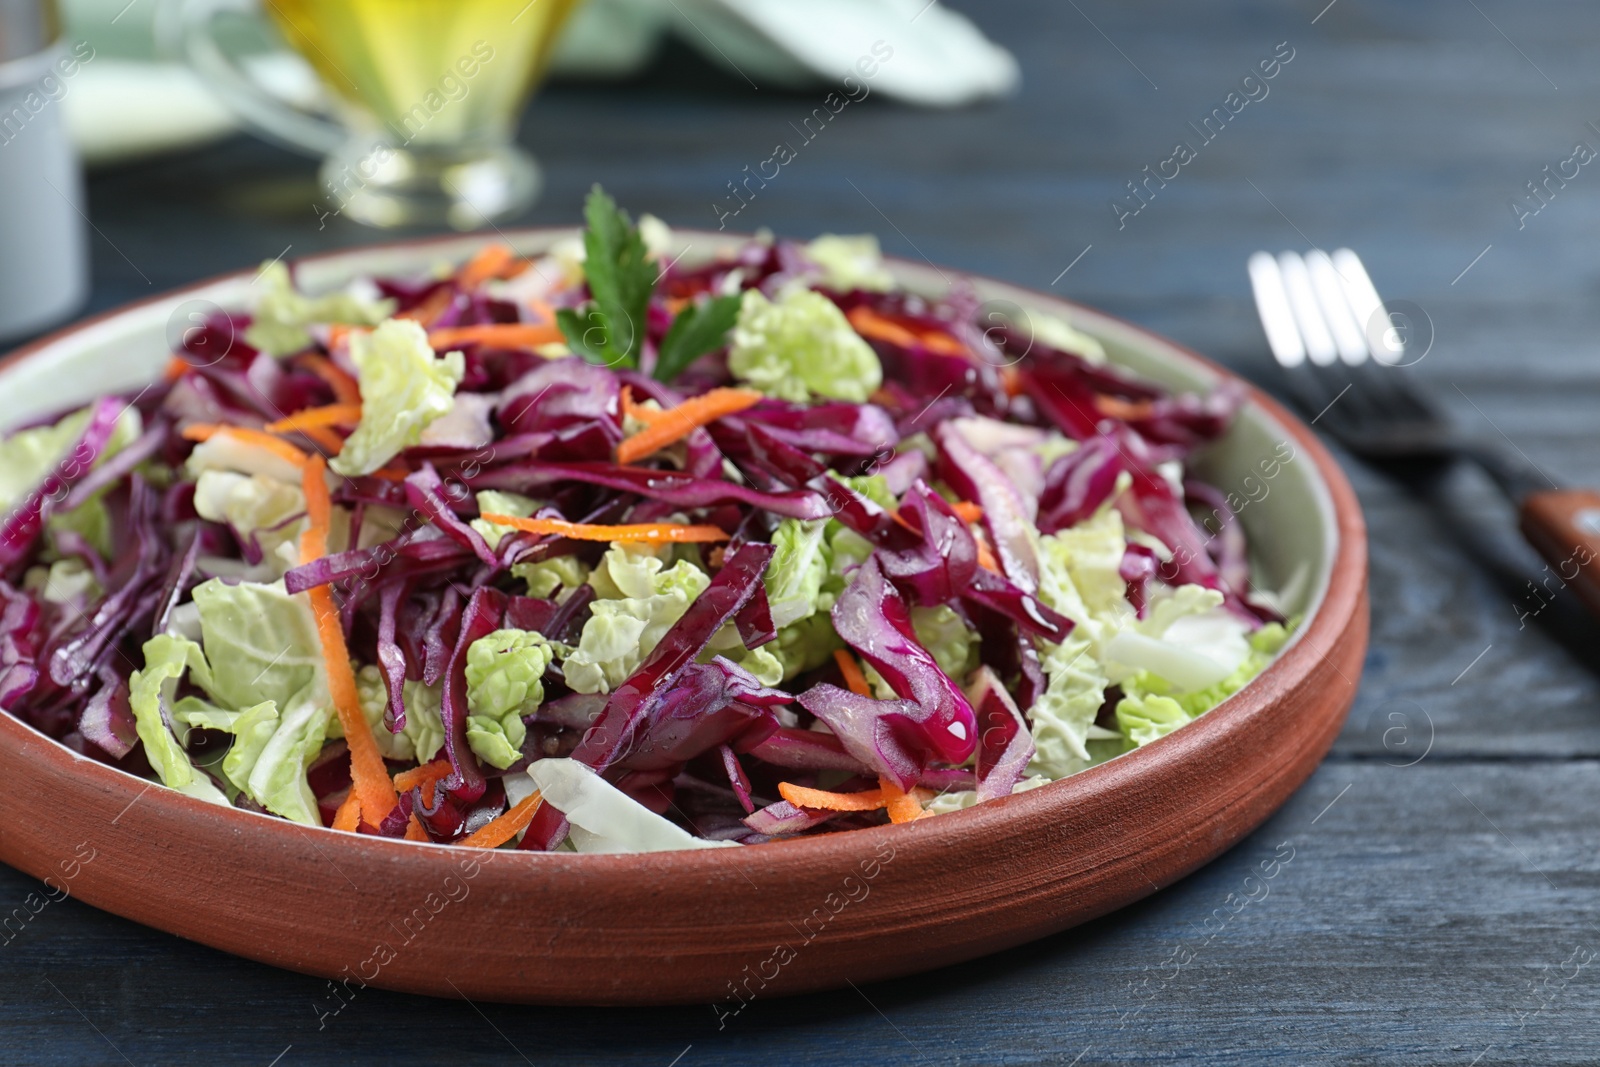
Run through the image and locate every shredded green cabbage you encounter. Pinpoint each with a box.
[728,287,882,402]
[563,544,710,694]
[331,319,465,477]
[464,629,556,768]
[244,260,394,358]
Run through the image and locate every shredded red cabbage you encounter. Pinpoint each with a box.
[0,212,1275,848]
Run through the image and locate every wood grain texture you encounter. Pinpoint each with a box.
[3,0,1599,1060]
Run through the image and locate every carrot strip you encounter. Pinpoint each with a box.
[615,387,763,465]
[296,426,345,456]
[457,791,544,849]
[890,500,979,533]
[404,816,430,842]
[619,386,668,428]
[368,464,411,482]
[920,332,968,357]
[833,648,874,698]
[426,323,564,351]
[975,539,1002,574]
[394,758,452,810]
[778,782,886,812]
[1096,395,1156,420]
[332,791,361,833]
[848,306,921,349]
[298,353,362,406]
[182,424,310,468]
[879,776,926,824]
[847,306,966,357]
[300,453,333,555]
[393,759,453,793]
[455,244,516,289]
[480,513,729,545]
[395,287,455,327]
[163,356,192,382]
[525,298,556,325]
[265,403,362,434]
[301,455,397,821]
[326,324,365,351]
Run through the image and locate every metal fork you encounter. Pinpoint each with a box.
[1248,248,1600,617]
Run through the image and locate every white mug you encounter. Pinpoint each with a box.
[0,13,91,345]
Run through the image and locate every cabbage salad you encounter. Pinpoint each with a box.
[0,187,1291,852]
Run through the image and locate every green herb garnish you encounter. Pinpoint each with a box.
[557,184,738,381]
[653,293,741,383]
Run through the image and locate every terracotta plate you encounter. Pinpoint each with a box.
[0,231,1366,1005]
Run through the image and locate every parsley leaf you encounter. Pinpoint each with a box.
[653,294,742,383]
[557,185,656,368]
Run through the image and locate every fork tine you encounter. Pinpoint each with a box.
[1276,252,1339,367]
[1330,249,1400,365]
[1247,252,1306,369]
[1305,251,1369,365]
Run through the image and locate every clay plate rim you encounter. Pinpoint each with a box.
[0,228,1367,1001]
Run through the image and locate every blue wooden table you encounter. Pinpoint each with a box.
[4,1,1600,1063]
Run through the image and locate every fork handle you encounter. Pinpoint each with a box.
[1519,488,1600,617]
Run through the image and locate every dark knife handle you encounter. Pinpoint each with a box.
[1519,488,1600,617]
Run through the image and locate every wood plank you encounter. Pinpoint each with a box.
[1,762,1593,1064]
[7,0,1600,1059]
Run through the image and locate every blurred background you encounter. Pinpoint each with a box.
[6,1,1600,1063]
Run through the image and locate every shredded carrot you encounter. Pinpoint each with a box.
[393,759,453,794]
[975,539,1002,574]
[307,565,397,822]
[847,306,968,357]
[480,513,729,544]
[779,782,886,812]
[297,426,345,456]
[457,791,544,849]
[368,464,411,482]
[394,761,449,804]
[525,298,556,326]
[834,648,874,698]
[879,776,926,824]
[326,324,364,351]
[395,286,455,327]
[455,244,516,289]
[951,501,983,524]
[1096,395,1156,420]
[615,387,763,465]
[779,779,937,815]
[332,791,361,833]
[265,403,362,434]
[426,322,564,351]
[182,424,310,468]
[300,453,333,556]
[890,499,980,534]
[163,356,192,382]
[404,816,430,842]
[848,306,921,349]
[394,758,452,810]
[1000,366,1025,398]
[301,455,398,822]
[298,353,362,405]
[921,332,968,357]
[619,386,667,428]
